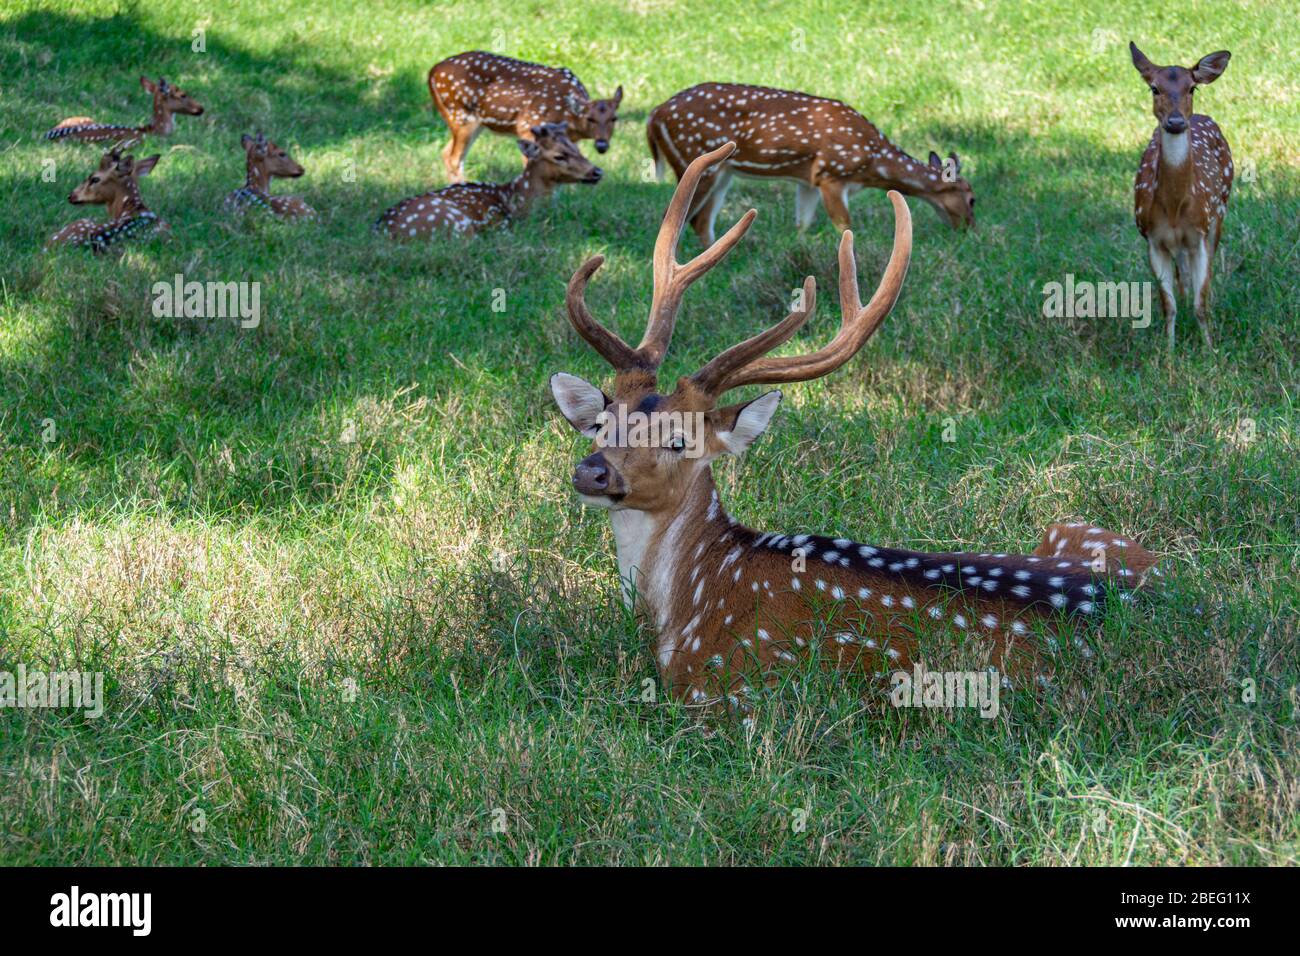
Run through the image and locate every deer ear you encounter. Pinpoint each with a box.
[928,150,941,168]
[551,373,609,436]
[1191,50,1230,84]
[241,134,254,150]
[140,76,157,93]
[518,138,542,159]
[1130,41,1158,81]
[133,154,161,177]
[612,86,623,108]
[948,151,961,174]
[715,391,782,455]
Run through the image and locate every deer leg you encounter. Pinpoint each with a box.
[817,182,852,232]
[442,118,481,184]
[1148,242,1177,349]
[1191,237,1215,349]
[688,168,730,246]
[795,183,820,230]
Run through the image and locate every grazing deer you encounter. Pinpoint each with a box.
[429,51,622,182]
[225,133,316,220]
[45,76,204,145]
[1130,42,1233,350]
[550,142,1157,712]
[46,148,166,252]
[375,122,601,239]
[646,83,974,245]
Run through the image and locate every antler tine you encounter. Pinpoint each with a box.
[563,140,757,377]
[700,190,912,394]
[689,276,817,394]
[640,141,756,367]
[108,133,143,154]
[565,254,643,370]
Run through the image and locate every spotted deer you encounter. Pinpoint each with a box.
[429,51,622,183]
[46,148,167,252]
[224,133,316,220]
[646,83,974,245]
[1130,43,1233,350]
[550,142,1157,713]
[375,122,601,239]
[45,76,204,145]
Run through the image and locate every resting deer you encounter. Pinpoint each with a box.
[46,148,166,252]
[1130,42,1233,350]
[429,51,622,182]
[646,83,974,244]
[550,142,1157,712]
[224,133,315,220]
[374,122,601,239]
[45,76,204,145]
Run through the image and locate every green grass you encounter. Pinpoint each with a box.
[1,0,1297,865]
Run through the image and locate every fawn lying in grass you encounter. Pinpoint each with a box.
[374,122,601,239]
[224,133,316,220]
[47,148,167,252]
[46,76,204,145]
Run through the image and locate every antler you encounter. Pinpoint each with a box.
[691,191,912,395]
[564,141,756,377]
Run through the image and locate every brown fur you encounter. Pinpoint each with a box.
[1130,43,1233,349]
[46,75,203,144]
[429,51,622,183]
[646,83,974,244]
[375,123,601,239]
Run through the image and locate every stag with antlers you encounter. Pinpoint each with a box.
[550,143,1157,713]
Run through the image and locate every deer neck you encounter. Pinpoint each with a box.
[607,468,731,624]
[1154,129,1193,217]
[148,97,174,135]
[107,183,148,220]
[504,163,552,217]
[245,159,272,194]
[847,140,943,199]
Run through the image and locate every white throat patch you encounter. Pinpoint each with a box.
[1160,130,1189,167]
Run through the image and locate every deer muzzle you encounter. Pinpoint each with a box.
[573,453,613,495]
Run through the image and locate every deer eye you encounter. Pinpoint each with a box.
[89,176,100,184]
[667,435,687,452]
[1150,86,1160,95]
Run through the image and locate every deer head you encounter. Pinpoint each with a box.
[565,86,623,153]
[925,150,975,228]
[1129,42,1230,136]
[69,149,160,218]
[551,141,911,514]
[242,132,305,179]
[520,123,603,185]
[141,75,204,116]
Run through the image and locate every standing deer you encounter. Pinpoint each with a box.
[429,51,622,183]
[646,83,974,245]
[550,142,1156,712]
[225,133,316,220]
[46,148,166,252]
[375,122,601,239]
[45,76,204,145]
[1130,42,1233,350]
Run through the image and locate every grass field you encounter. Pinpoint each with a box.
[1,0,1297,865]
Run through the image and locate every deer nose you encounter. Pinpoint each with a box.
[1164,113,1188,134]
[594,139,609,153]
[584,167,604,183]
[573,453,610,494]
